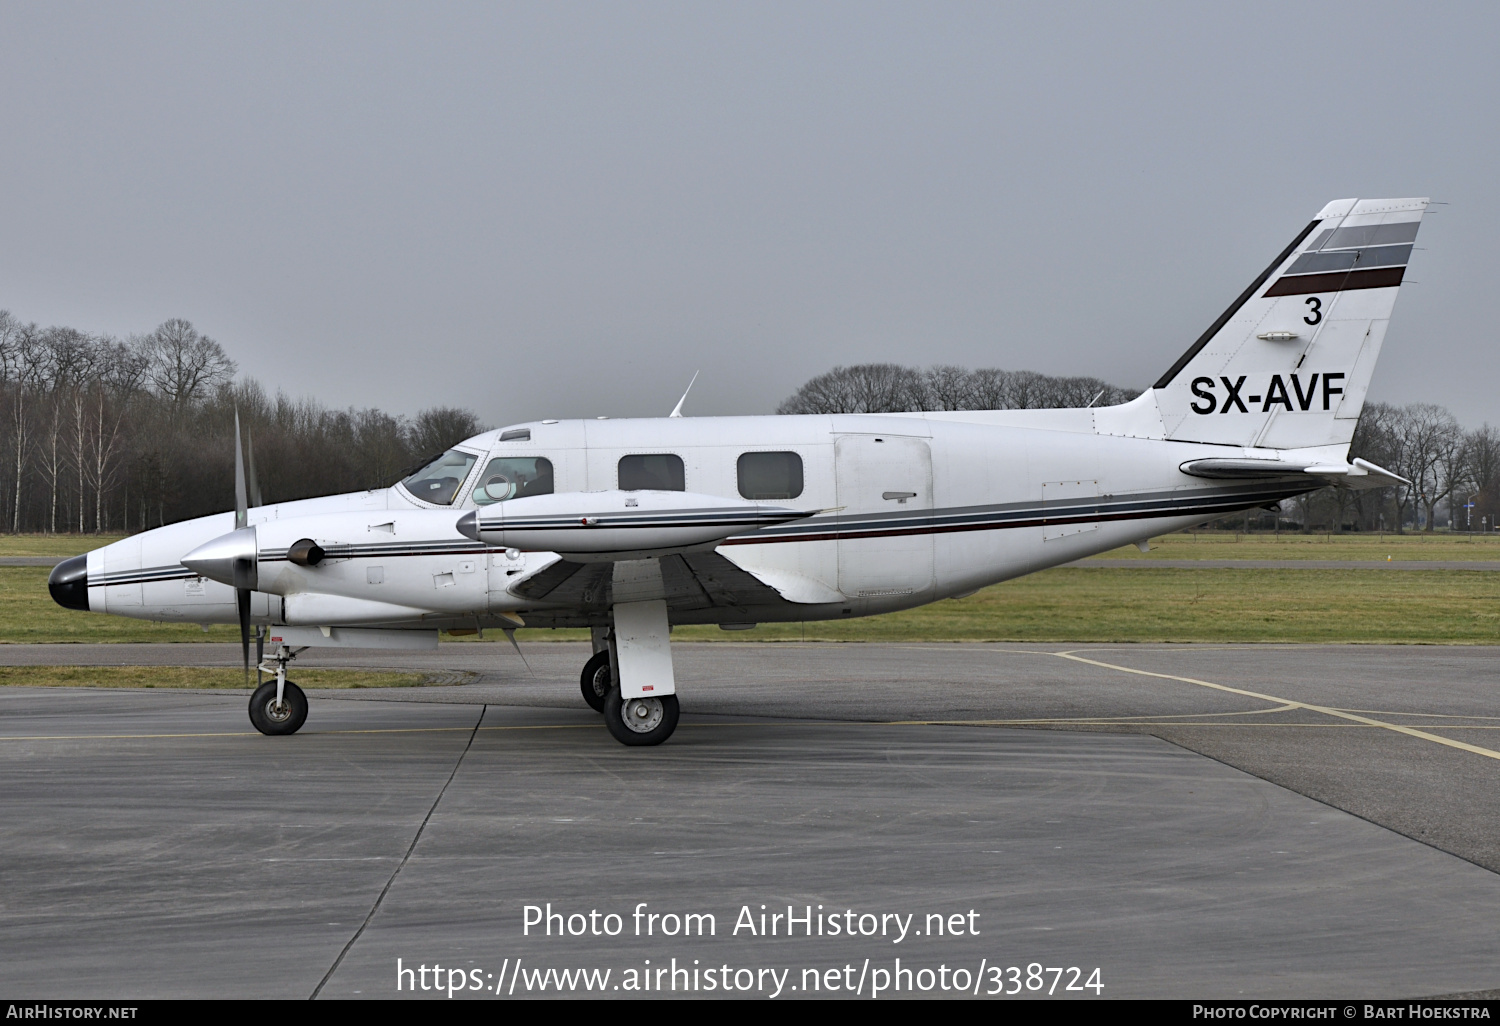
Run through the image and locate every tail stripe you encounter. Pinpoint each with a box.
[1263,265,1405,297]
[1262,227,1416,297]
[1309,221,1420,251]
[1286,242,1412,275]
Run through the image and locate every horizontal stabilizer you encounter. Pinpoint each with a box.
[1180,456,1407,491]
[1306,457,1410,490]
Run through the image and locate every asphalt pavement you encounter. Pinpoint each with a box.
[2,641,1499,999]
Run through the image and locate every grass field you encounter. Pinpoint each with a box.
[1096,531,1500,561]
[0,568,243,643]
[665,567,1500,644]
[0,535,127,557]
[5,561,1498,645]
[0,665,429,688]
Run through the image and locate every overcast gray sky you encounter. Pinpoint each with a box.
[1,2,1494,426]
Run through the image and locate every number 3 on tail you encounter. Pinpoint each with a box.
[1304,297,1323,325]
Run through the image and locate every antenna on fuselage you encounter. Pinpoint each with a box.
[668,370,700,418]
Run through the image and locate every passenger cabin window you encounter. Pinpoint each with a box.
[737,451,803,500]
[402,450,478,506]
[472,456,554,505]
[618,453,685,491]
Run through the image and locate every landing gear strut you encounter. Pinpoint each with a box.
[249,643,307,736]
[599,580,680,746]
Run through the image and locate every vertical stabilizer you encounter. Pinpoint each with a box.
[1152,197,1427,449]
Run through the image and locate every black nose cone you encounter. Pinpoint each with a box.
[48,555,90,611]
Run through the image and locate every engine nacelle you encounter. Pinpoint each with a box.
[183,508,479,607]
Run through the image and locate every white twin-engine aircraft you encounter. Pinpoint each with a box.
[48,197,1424,746]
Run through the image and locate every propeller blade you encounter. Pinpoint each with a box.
[233,410,248,530]
[255,624,264,686]
[237,587,252,685]
[245,427,263,509]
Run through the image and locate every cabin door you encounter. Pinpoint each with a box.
[834,434,935,599]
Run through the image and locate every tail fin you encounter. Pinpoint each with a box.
[1153,197,1428,449]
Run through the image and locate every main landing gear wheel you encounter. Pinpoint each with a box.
[249,680,308,736]
[580,650,611,713]
[603,688,679,747]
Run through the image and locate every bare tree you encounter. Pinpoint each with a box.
[410,406,484,458]
[353,408,415,486]
[37,327,93,533]
[1468,425,1500,491]
[0,310,487,531]
[1006,370,1049,409]
[1059,376,1114,407]
[1350,401,1403,532]
[777,364,926,414]
[4,322,46,533]
[144,320,236,412]
[922,365,977,411]
[1433,424,1471,531]
[1368,404,1415,531]
[9,303,1494,541]
[1392,404,1463,531]
[84,338,148,532]
[967,368,1013,409]
[0,312,26,532]
[779,363,1138,415]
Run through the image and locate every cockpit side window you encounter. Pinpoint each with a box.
[401,450,478,506]
[472,456,554,505]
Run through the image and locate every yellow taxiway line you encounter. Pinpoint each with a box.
[1051,650,1500,763]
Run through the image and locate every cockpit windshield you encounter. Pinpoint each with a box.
[401,450,478,506]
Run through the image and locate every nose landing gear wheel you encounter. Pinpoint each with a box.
[603,688,679,746]
[249,680,308,736]
[580,650,611,713]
